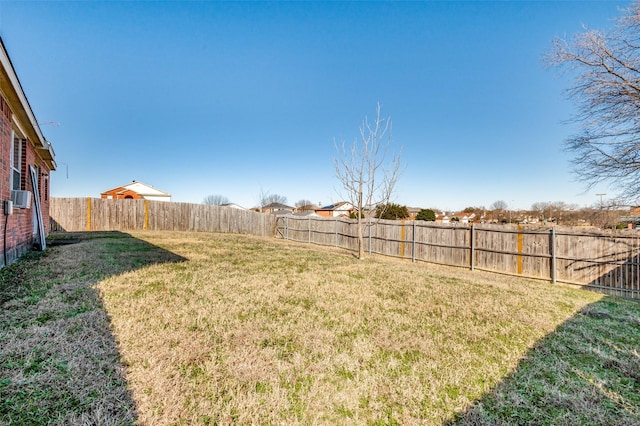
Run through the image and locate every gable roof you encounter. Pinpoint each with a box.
[221,203,247,210]
[262,202,293,210]
[102,181,170,197]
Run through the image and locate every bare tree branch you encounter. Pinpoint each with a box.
[203,194,229,206]
[256,188,288,211]
[334,103,404,259]
[548,2,640,203]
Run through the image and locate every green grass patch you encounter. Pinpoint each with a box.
[451,297,640,425]
[0,231,173,425]
[0,250,49,305]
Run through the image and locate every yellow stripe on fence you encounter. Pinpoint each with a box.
[517,225,523,275]
[86,197,91,231]
[144,199,149,230]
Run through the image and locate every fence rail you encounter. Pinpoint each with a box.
[277,216,640,299]
[49,198,640,299]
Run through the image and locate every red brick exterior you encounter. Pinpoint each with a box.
[100,187,143,200]
[0,97,11,205]
[0,94,52,267]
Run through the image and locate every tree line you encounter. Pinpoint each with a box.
[202,192,632,229]
[373,201,631,229]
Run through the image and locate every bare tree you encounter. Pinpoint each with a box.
[527,201,586,225]
[295,199,316,212]
[203,194,229,205]
[590,198,626,228]
[531,201,551,220]
[295,199,313,208]
[487,200,509,223]
[264,194,287,205]
[547,2,640,202]
[256,188,288,211]
[561,206,585,226]
[490,200,508,211]
[334,103,403,259]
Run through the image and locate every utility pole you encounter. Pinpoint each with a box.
[596,193,606,209]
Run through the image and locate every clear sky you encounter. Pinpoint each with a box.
[0,1,630,211]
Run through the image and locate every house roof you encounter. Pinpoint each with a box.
[221,203,247,210]
[317,201,353,211]
[102,180,171,197]
[0,37,56,170]
[262,202,293,210]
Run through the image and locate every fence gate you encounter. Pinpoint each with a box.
[275,216,285,239]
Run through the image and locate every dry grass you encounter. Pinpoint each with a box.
[2,231,639,425]
[0,232,183,425]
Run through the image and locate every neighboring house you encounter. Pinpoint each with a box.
[436,213,450,224]
[455,213,475,225]
[620,206,640,228]
[315,201,356,218]
[220,203,246,210]
[0,38,57,267]
[101,180,171,202]
[261,202,294,214]
[295,203,321,213]
[407,207,422,220]
[435,212,476,225]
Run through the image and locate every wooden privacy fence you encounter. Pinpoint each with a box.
[50,198,276,237]
[277,215,640,299]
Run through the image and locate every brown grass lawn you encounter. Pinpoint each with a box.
[1,231,639,425]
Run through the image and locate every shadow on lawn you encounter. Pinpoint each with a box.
[448,297,640,425]
[0,231,186,425]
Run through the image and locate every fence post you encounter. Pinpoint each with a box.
[412,221,416,262]
[400,220,405,258]
[285,216,289,240]
[335,218,338,247]
[369,218,372,255]
[470,223,475,271]
[308,216,311,244]
[550,227,557,284]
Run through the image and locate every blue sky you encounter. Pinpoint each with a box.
[0,1,630,211]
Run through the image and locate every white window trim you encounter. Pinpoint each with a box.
[11,132,23,191]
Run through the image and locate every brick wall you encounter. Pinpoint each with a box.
[0,94,52,267]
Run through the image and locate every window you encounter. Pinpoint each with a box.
[11,135,25,191]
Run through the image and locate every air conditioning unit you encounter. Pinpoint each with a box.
[11,190,32,209]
